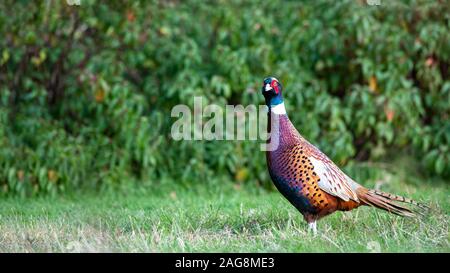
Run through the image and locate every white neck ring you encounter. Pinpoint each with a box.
[270,102,286,115]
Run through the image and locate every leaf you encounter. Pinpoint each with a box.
[0,49,9,65]
[384,106,395,122]
[435,155,445,174]
[235,168,249,182]
[369,76,378,93]
[95,88,105,102]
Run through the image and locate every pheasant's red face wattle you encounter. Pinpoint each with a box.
[271,80,280,94]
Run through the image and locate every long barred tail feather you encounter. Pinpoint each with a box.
[356,188,429,217]
[370,190,429,210]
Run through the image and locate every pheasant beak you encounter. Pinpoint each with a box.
[264,84,273,92]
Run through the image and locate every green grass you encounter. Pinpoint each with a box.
[0,164,449,253]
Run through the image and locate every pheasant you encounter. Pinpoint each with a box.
[261,77,426,234]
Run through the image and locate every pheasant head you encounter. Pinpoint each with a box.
[261,77,283,107]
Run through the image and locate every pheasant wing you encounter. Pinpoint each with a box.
[305,143,360,202]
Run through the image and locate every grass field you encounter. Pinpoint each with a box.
[0,162,449,253]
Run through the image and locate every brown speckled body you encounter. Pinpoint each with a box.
[266,112,361,223]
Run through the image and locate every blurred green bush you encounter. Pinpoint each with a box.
[0,0,448,196]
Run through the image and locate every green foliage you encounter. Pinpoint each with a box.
[0,0,449,196]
